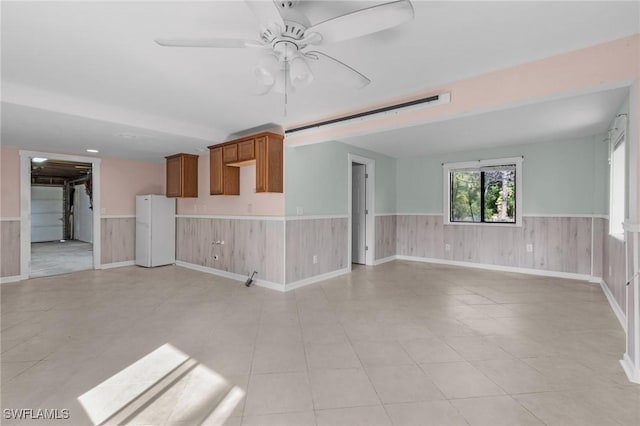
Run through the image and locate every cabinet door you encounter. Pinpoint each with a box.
[210,147,223,195]
[237,139,255,161]
[266,137,283,192]
[166,156,183,197]
[255,136,267,193]
[223,144,238,163]
[182,155,199,197]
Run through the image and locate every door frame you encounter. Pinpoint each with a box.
[20,150,102,280]
[347,153,375,267]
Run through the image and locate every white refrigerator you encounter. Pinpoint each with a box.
[135,195,176,267]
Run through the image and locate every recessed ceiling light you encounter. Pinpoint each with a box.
[86,149,99,153]
[32,157,48,163]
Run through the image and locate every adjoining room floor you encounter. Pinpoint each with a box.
[30,240,93,278]
[1,261,638,425]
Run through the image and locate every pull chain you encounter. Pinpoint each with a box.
[283,44,288,117]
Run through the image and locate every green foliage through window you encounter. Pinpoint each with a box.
[450,166,516,223]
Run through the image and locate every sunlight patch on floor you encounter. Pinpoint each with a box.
[77,343,245,425]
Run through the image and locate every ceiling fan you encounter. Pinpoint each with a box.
[155,0,414,95]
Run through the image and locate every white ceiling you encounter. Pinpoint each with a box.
[1,1,638,160]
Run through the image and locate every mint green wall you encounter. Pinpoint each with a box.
[396,136,609,215]
[285,141,397,215]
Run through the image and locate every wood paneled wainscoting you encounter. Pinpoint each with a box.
[101,216,135,267]
[603,218,627,318]
[176,216,349,291]
[176,216,284,287]
[1,219,21,281]
[621,222,640,383]
[285,217,349,286]
[373,214,618,283]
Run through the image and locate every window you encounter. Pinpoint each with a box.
[444,157,523,226]
[610,129,625,236]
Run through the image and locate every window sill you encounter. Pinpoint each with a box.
[444,221,522,228]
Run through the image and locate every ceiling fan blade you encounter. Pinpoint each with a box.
[306,0,414,44]
[305,51,370,89]
[244,0,285,30]
[155,38,265,48]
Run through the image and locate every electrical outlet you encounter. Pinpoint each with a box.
[248,203,253,213]
[101,208,106,214]
[297,206,304,215]
[313,255,318,264]
[445,244,451,252]
[526,244,533,253]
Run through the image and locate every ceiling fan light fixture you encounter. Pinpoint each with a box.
[289,55,314,88]
[253,54,279,87]
[272,65,295,94]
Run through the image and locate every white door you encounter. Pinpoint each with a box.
[31,186,64,242]
[73,184,93,243]
[352,164,366,264]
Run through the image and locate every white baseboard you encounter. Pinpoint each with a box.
[285,268,350,291]
[600,279,626,331]
[175,261,285,292]
[374,255,398,265]
[620,353,640,384]
[395,255,593,281]
[100,260,135,269]
[0,275,22,284]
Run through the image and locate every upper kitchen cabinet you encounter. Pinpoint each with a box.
[208,132,283,194]
[165,153,199,198]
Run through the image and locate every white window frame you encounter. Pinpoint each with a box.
[609,126,626,238]
[443,157,523,227]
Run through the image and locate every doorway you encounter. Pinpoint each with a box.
[30,159,94,277]
[348,154,375,267]
[352,163,366,264]
[20,151,102,280]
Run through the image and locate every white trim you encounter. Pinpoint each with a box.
[285,215,348,221]
[176,214,285,221]
[394,213,442,216]
[395,255,592,281]
[285,267,350,291]
[0,275,22,284]
[443,157,523,227]
[620,353,640,384]
[373,255,398,265]
[374,213,608,219]
[176,260,285,292]
[0,217,21,221]
[348,153,375,267]
[19,150,102,279]
[101,215,136,219]
[523,213,609,219]
[444,221,522,228]
[100,260,135,270]
[600,279,626,331]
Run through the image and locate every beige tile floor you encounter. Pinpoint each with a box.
[1,261,639,425]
